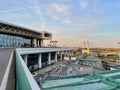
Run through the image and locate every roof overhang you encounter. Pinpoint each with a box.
[39,31,52,40]
[0,21,52,39]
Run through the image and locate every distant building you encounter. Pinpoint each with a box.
[0,21,52,47]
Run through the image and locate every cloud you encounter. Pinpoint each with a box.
[78,23,97,30]
[79,0,89,8]
[0,0,46,29]
[46,3,70,16]
[63,17,72,24]
[79,0,99,8]
[45,3,72,24]
[24,0,46,29]
[0,11,44,30]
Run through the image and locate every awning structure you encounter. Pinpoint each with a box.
[0,21,52,40]
[40,70,120,90]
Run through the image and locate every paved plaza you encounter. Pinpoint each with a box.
[33,54,105,84]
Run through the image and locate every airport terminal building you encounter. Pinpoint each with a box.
[1,21,120,90]
[0,21,77,90]
[0,22,52,47]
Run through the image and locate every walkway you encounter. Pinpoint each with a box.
[0,48,14,90]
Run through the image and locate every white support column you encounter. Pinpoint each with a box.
[32,38,37,47]
[69,51,71,60]
[64,51,66,59]
[67,51,69,57]
[48,52,51,65]
[23,55,28,65]
[71,51,74,56]
[64,51,66,57]
[65,51,68,57]
[41,40,43,47]
[38,53,42,68]
[60,52,63,60]
[37,39,40,47]
[69,51,71,56]
[55,52,57,62]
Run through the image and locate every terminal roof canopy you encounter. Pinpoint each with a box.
[0,21,52,40]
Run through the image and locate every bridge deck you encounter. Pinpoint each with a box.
[0,48,14,88]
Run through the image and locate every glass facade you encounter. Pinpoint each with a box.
[28,54,38,66]
[51,52,55,60]
[0,34,31,47]
[42,53,49,67]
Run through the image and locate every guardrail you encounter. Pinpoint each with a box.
[16,50,40,90]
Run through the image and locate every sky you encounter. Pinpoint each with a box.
[0,0,120,48]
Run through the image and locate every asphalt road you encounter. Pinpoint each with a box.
[0,48,13,85]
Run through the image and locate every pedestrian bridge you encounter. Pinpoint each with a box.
[0,47,77,90]
[2,47,120,90]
